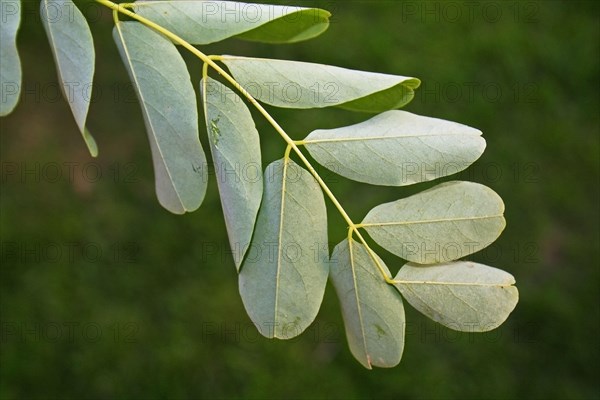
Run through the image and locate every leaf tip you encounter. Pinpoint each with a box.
[83,128,98,157]
[364,354,373,370]
[406,77,421,90]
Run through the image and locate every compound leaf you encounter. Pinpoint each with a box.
[362,181,505,264]
[394,261,519,331]
[201,77,263,270]
[330,239,405,369]
[239,158,328,339]
[40,0,97,156]
[221,56,420,112]
[0,0,21,116]
[132,0,330,45]
[114,22,207,214]
[304,110,486,186]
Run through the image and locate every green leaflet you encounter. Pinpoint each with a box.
[132,0,330,45]
[0,0,21,116]
[113,22,207,214]
[201,77,263,270]
[40,0,97,156]
[239,158,328,339]
[1,0,518,371]
[221,56,420,112]
[330,239,405,369]
[303,110,486,186]
[394,261,519,331]
[361,181,505,264]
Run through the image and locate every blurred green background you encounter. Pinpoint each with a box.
[1,0,599,399]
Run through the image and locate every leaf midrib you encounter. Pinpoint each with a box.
[362,214,503,227]
[115,22,185,211]
[396,280,515,287]
[304,133,481,145]
[273,158,290,334]
[348,240,370,368]
[42,0,83,129]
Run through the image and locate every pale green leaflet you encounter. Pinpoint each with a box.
[0,0,518,369]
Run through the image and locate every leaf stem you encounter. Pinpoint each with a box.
[284,144,293,160]
[349,227,395,284]
[95,0,395,284]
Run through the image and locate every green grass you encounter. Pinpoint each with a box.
[1,1,599,399]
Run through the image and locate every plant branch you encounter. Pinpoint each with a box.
[95,0,394,284]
